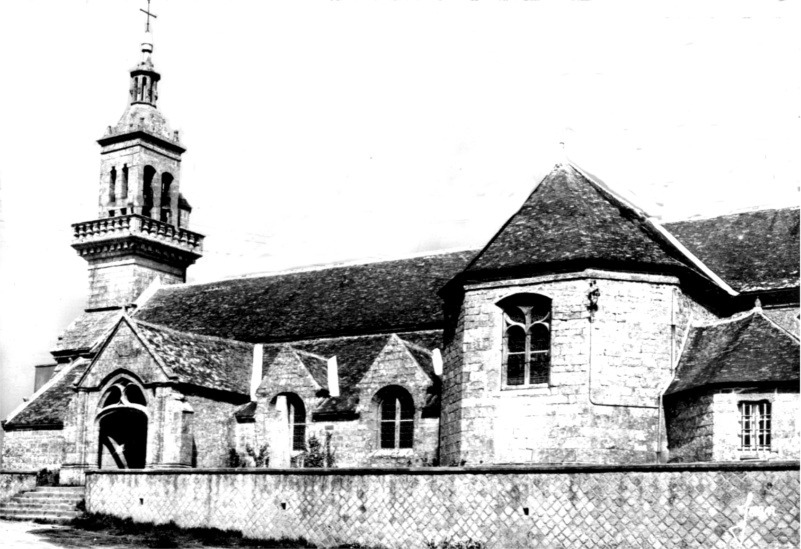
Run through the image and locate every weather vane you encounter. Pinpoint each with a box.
[140,0,157,32]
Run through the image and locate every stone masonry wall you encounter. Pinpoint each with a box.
[254,336,440,468]
[712,391,799,461]
[0,471,37,504]
[441,271,708,466]
[1,430,65,471]
[664,394,715,462]
[86,256,184,309]
[85,462,799,549]
[185,393,240,468]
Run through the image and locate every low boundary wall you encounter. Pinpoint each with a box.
[0,470,38,503]
[86,462,799,549]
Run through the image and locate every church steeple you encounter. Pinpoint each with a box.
[71,3,203,311]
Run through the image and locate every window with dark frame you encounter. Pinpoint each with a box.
[739,400,771,451]
[498,293,552,387]
[378,387,414,449]
[286,394,306,452]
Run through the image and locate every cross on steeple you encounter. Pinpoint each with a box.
[140,0,157,32]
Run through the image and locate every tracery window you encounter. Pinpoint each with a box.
[739,401,771,451]
[377,386,414,449]
[498,293,552,387]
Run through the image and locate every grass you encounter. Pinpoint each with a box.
[30,511,381,548]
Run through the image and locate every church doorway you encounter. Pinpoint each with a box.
[96,376,149,469]
[98,408,148,469]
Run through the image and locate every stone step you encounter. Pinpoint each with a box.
[0,501,81,511]
[15,493,84,503]
[0,507,82,518]
[0,511,80,524]
[32,486,85,492]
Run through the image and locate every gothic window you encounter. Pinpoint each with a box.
[99,377,147,411]
[285,394,306,452]
[109,167,117,202]
[739,401,771,451]
[121,164,129,202]
[143,166,156,217]
[498,293,552,387]
[160,173,174,223]
[377,386,414,449]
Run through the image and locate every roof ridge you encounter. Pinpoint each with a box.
[398,338,434,354]
[693,309,759,329]
[571,162,738,296]
[756,310,801,345]
[155,248,479,291]
[293,348,329,362]
[132,318,253,348]
[664,205,800,224]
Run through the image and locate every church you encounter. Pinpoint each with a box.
[2,19,798,486]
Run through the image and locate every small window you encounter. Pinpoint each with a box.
[739,401,771,451]
[498,293,552,387]
[377,387,414,449]
[286,394,306,452]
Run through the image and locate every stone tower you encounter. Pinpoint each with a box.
[71,27,203,310]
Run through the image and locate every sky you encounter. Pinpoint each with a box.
[0,0,798,458]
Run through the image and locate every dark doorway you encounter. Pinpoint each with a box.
[98,408,148,469]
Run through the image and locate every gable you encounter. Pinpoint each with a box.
[461,163,704,283]
[665,208,800,294]
[258,346,322,398]
[78,319,172,389]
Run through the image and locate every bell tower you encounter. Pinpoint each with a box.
[72,8,203,310]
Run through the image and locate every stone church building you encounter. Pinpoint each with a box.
[2,27,799,485]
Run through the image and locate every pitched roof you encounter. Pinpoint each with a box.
[461,163,718,287]
[259,331,442,418]
[133,320,253,395]
[53,310,121,355]
[666,311,800,395]
[134,250,475,343]
[3,359,89,430]
[665,207,800,294]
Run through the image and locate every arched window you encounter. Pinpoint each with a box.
[376,386,414,449]
[109,167,117,202]
[498,293,552,387]
[97,376,149,470]
[142,166,156,217]
[121,164,129,203]
[160,173,173,223]
[285,394,306,452]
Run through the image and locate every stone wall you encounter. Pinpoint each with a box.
[664,393,714,462]
[185,393,240,468]
[0,471,37,503]
[441,270,706,466]
[253,335,440,469]
[711,390,799,461]
[85,462,799,549]
[1,430,65,471]
[85,256,184,309]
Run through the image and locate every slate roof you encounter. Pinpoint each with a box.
[3,359,89,430]
[666,312,800,396]
[260,331,442,419]
[461,163,715,287]
[665,208,800,293]
[53,310,121,356]
[135,250,476,343]
[134,320,253,396]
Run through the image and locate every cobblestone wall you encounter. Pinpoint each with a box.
[86,462,799,549]
[0,471,37,503]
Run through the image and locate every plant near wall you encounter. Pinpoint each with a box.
[324,432,336,468]
[304,436,325,468]
[36,468,60,486]
[425,539,486,549]
[246,443,270,468]
[226,448,243,468]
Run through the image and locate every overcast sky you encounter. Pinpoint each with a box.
[0,1,798,455]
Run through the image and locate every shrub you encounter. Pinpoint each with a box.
[36,468,60,486]
[304,436,325,468]
[226,448,243,468]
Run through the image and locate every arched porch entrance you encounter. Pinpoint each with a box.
[98,408,148,469]
[96,376,149,469]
